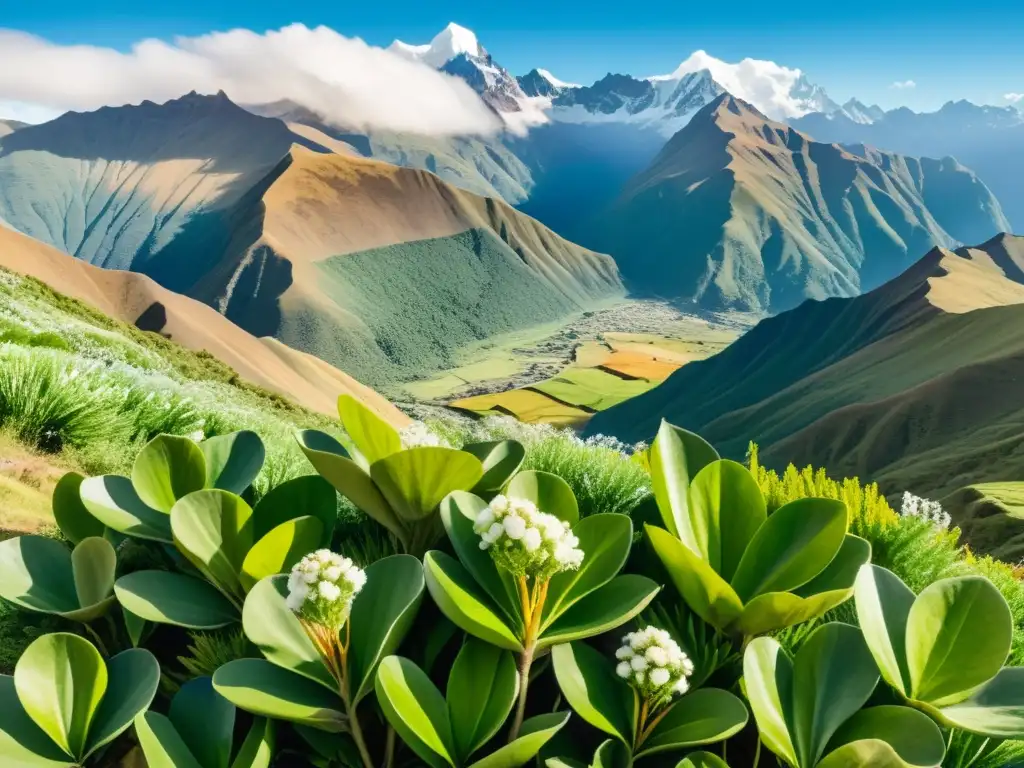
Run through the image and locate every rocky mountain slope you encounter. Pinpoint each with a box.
[0,225,403,421]
[594,94,1010,312]
[0,92,623,389]
[586,234,1024,498]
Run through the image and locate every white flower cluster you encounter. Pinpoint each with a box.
[901,492,951,530]
[615,627,694,703]
[286,549,367,629]
[473,495,584,579]
[399,420,450,449]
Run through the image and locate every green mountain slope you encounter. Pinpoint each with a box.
[595,94,1011,313]
[586,234,1024,498]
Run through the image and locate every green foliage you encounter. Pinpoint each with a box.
[177,628,255,680]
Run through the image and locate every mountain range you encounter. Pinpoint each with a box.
[0,92,622,390]
[586,233,1024,498]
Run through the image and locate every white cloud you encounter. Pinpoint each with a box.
[0,25,501,135]
[661,50,813,119]
[890,80,917,89]
[1005,93,1024,103]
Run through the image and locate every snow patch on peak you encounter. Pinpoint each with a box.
[536,69,580,89]
[390,23,482,69]
[654,50,826,119]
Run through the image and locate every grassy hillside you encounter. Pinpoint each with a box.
[944,483,1024,562]
[587,235,1024,501]
[596,94,1010,313]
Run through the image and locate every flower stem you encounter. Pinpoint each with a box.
[338,625,375,768]
[82,622,110,657]
[384,725,396,768]
[509,577,549,742]
[510,642,535,742]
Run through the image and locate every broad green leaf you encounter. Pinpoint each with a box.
[337,394,402,465]
[424,551,522,652]
[242,576,336,691]
[463,441,526,493]
[791,623,879,767]
[823,706,945,768]
[676,752,731,768]
[743,636,798,767]
[551,643,636,743]
[448,639,518,762]
[817,742,920,768]
[70,537,115,610]
[375,656,456,767]
[686,459,766,580]
[636,688,748,758]
[201,431,265,494]
[440,492,523,632]
[84,648,160,758]
[170,677,235,768]
[907,575,1011,705]
[14,633,106,758]
[171,490,254,599]
[938,666,1024,738]
[295,430,404,540]
[231,718,274,768]
[114,571,239,629]
[347,554,425,704]
[590,739,630,768]
[52,472,103,545]
[729,498,847,602]
[135,712,204,768]
[213,659,345,732]
[854,565,915,696]
[251,475,337,545]
[506,470,578,525]
[132,435,207,513]
[648,420,719,542]
[239,516,324,592]
[123,608,148,648]
[468,712,570,768]
[540,575,660,647]
[79,475,172,542]
[0,676,77,767]
[794,535,871,599]
[0,535,77,614]
[542,514,633,630]
[371,448,484,523]
[645,525,743,632]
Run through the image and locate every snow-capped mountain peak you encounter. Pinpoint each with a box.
[537,69,580,89]
[390,22,482,69]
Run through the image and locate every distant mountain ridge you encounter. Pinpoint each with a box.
[592,94,1010,312]
[586,233,1024,498]
[0,92,623,389]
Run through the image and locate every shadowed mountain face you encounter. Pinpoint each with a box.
[593,95,1011,314]
[793,101,1024,230]
[586,234,1024,498]
[0,93,623,389]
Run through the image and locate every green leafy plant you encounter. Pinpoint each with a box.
[645,421,870,640]
[427,481,660,741]
[374,637,570,766]
[213,552,423,768]
[551,637,747,764]
[135,675,274,768]
[744,622,946,767]
[855,565,1024,739]
[297,396,513,557]
[0,632,159,766]
[0,535,116,622]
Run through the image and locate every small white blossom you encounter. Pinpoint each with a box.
[286,550,366,630]
[615,627,694,706]
[900,492,951,530]
[472,494,584,579]
[399,421,450,449]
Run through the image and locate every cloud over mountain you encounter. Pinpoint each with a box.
[0,25,500,135]
[891,80,917,89]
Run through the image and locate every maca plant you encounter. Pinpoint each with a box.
[297,395,524,556]
[743,622,946,768]
[855,565,1024,739]
[0,633,160,766]
[426,477,660,741]
[644,421,871,641]
[549,628,748,765]
[212,550,424,768]
[373,638,570,766]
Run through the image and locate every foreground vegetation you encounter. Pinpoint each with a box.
[1,390,1023,768]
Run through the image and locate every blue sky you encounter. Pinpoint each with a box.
[5,0,1024,112]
